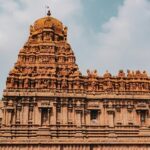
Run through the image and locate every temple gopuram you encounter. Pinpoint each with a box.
[1,10,150,150]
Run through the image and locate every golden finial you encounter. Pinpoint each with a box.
[45,5,51,16]
[47,10,51,16]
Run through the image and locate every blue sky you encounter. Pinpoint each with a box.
[1,0,150,97]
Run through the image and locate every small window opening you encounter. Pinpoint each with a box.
[90,110,98,124]
[140,110,146,125]
[41,108,48,126]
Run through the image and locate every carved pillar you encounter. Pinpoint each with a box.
[82,107,85,126]
[51,103,56,126]
[76,110,82,127]
[48,108,51,125]
[107,109,115,128]
[135,110,141,126]
[34,104,39,125]
[23,104,28,125]
[104,108,108,126]
[6,109,12,126]
[57,107,61,124]
[29,104,33,124]
[98,110,101,126]
[62,100,67,125]
[122,107,127,125]
[68,108,73,124]
[127,109,134,125]
[2,108,6,126]
[86,110,90,125]
[116,108,122,125]
[16,104,21,124]
[39,108,42,126]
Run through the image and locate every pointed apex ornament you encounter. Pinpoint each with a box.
[47,10,51,16]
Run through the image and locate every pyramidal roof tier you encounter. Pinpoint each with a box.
[4,14,81,95]
[3,13,150,97]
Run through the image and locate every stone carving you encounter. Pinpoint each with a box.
[103,70,111,78]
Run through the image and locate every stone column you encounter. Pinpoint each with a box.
[76,110,82,127]
[82,108,85,126]
[38,108,41,126]
[107,110,115,128]
[2,108,6,125]
[29,105,33,124]
[122,107,127,125]
[103,108,108,126]
[116,109,122,125]
[23,104,28,125]
[98,110,101,126]
[7,110,11,126]
[127,109,133,125]
[51,103,56,126]
[62,101,67,125]
[85,110,90,125]
[16,105,21,124]
[48,108,50,125]
[68,108,72,123]
[148,110,150,127]
[34,104,39,125]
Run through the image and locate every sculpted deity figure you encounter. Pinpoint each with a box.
[87,69,91,77]
[61,77,67,89]
[93,70,98,78]
[103,70,111,78]
[118,70,125,78]
[47,67,56,77]
[24,78,28,88]
[135,70,142,78]
[64,26,68,36]
[73,78,80,90]
[55,34,59,41]
[142,70,148,78]
[6,78,13,88]
[9,68,19,76]
[90,81,97,91]
[103,80,113,91]
[131,71,135,77]
[30,25,34,35]
[49,32,53,41]
[87,69,98,79]
[60,67,67,77]
[58,55,64,63]
[64,27,68,41]
[43,32,50,41]
[37,34,42,42]
[127,70,132,78]
[72,69,81,78]
[119,81,125,91]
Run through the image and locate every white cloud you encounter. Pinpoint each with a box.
[94,0,150,73]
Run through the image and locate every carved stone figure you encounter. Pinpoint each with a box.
[103,70,111,78]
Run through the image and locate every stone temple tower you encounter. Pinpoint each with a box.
[1,11,150,150]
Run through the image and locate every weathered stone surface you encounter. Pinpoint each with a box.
[1,11,150,149]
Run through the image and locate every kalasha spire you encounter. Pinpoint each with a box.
[47,10,51,16]
[46,5,51,16]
